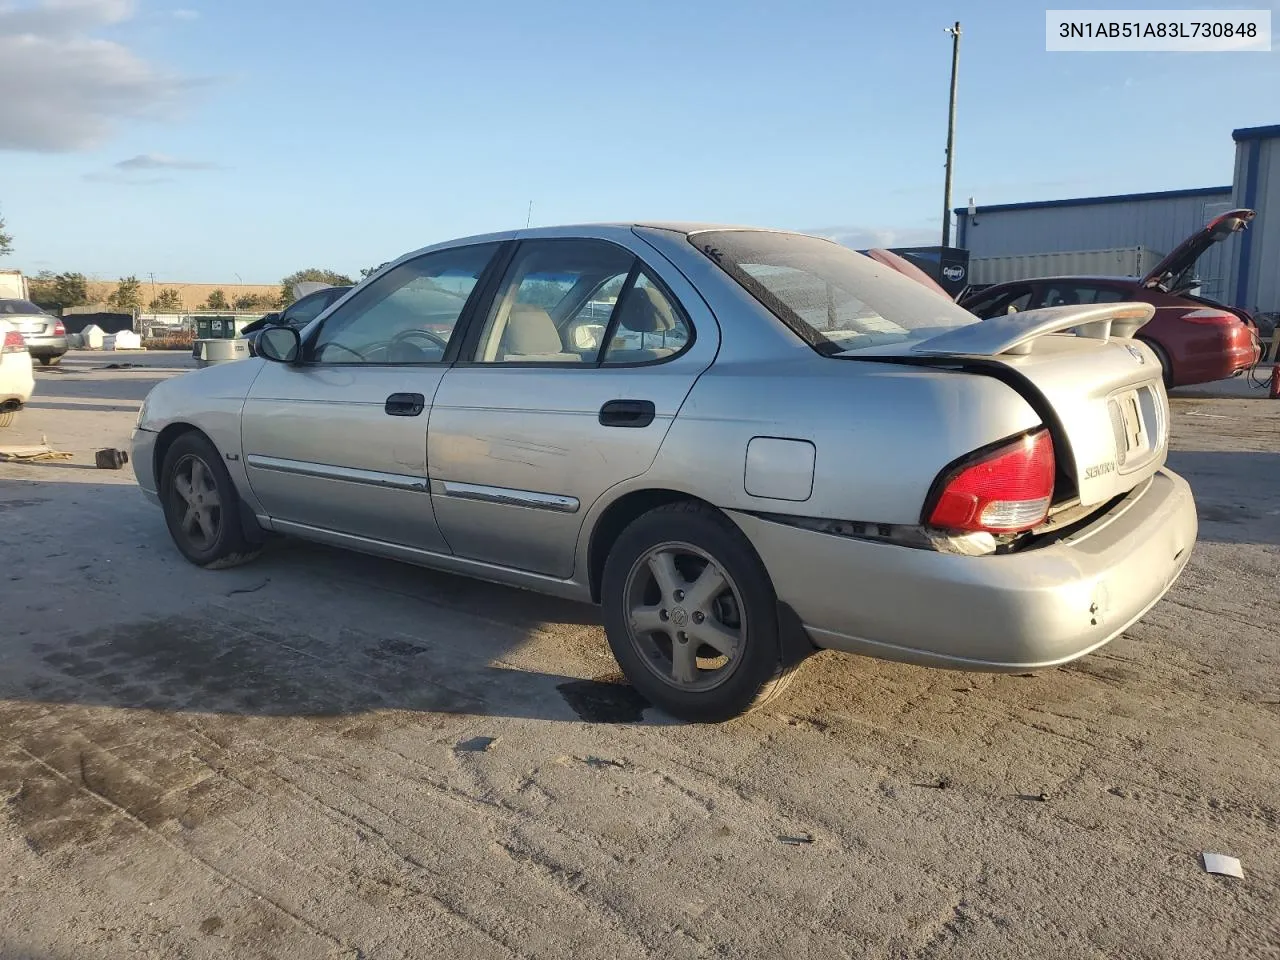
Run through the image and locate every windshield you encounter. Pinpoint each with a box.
[0,299,47,316]
[689,230,978,355]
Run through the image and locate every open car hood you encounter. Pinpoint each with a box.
[1141,208,1254,294]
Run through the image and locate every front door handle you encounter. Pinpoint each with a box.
[599,399,655,428]
[385,392,425,417]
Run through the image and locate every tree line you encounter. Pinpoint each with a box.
[3,209,374,314]
[18,267,363,314]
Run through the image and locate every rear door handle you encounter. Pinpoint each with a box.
[385,392,425,417]
[599,399,655,428]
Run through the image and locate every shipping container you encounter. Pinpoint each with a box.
[968,246,1166,286]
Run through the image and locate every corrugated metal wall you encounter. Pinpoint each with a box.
[1229,129,1280,315]
[956,188,1237,302]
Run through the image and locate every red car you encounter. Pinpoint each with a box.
[959,209,1260,387]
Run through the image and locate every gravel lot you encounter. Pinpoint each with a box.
[1,352,1277,960]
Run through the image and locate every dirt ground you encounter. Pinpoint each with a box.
[1,352,1277,960]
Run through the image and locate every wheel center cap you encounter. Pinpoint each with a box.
[670,607,688,627]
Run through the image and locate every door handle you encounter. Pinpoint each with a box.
[385,392,425,417]
[599,399,655,428]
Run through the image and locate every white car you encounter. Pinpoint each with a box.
[0,319,35,427]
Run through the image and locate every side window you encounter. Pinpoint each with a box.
[601,273,692,364]
[473,240,634,363]
[309,244,497,364]
[284,288,343,327]
[965,285,1033,318]
[1035,284,1130,308]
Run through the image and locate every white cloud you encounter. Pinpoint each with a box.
[0,0,200,152]
[805,225,941,250]
[83,152,218,183]
[115,152,216,170]
[171,8,198,19]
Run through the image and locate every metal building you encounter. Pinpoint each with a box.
[1228,124,1280,317]
[955,186,1236,301]
[953,122,1280,314]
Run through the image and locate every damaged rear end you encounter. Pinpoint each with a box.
[903,301,1171,551]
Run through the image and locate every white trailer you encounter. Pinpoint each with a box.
[968,246,1165,286]
[0,269,30,300]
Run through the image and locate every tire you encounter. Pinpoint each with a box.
[0,410,14,428]
[1140,338,1173,389]
[600,500,800,723]
[160,431,261,569]
[38,355,62,367]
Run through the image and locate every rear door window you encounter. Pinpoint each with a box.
[1031,284,1130,309]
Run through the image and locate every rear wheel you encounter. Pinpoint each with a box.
[38,355,61,367]
[600,501,798,723]
[1140,338,1173,389]
[160,432,261,569]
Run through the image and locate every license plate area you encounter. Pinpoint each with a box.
[1109,384,1161,469]
[1118,389,1148,456]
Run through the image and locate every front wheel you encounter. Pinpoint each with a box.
[160,432,261,569]
[600,501,798,723]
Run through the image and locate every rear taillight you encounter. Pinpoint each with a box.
[1183,310,1239,326]
[53,320,66,335]
[927,429,1055,534]
[3,331,27,354]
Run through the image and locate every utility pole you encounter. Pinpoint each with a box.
[526,201,533,228]
[942,21,961,249]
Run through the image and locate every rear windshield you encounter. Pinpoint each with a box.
[0,299,46,315]
[689,230,979,355]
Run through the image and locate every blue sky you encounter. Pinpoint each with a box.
[1,0,1277,283]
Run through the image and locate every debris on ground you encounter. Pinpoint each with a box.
[578,756,626,769]
[777,834,815,846]
[1202,853,1244,878]
[94,448,130,469]
[455,736,497,753]
[226,579,270,597]
[0,439,74,463]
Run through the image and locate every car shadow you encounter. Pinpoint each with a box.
[0,478,655,727]
[1165,449,1280,546]
[32,374,175,403]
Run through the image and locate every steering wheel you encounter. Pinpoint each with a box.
[391,328,449,351]
[316,341,366,362]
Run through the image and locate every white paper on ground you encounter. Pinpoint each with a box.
[1202,853,1244,878]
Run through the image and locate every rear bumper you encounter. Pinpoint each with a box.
[0,353,35,405]
[730,468,1196,671]
[25,335,69,359]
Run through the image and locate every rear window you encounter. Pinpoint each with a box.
[689,230,979,355]
[0,299,46,315]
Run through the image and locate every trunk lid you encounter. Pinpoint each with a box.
[1141,208,1254,296]
[9,316,52,336]
[907,302,1168,508]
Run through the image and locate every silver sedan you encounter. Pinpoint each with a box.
[132,223,1197,721]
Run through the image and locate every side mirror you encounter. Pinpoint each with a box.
[257,325,301,364]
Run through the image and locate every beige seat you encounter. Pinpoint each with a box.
[500,304,582,362]
[605,284,681,362]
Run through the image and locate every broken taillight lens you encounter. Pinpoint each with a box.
[927,429,1055,534]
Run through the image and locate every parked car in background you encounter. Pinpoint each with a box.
[0,318,35,427]
[133,222,1196,722]
[959,209,1260,387]
[239,285,353,356]
[0,299,68,366]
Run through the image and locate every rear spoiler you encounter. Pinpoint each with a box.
[911,302,1155,358]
